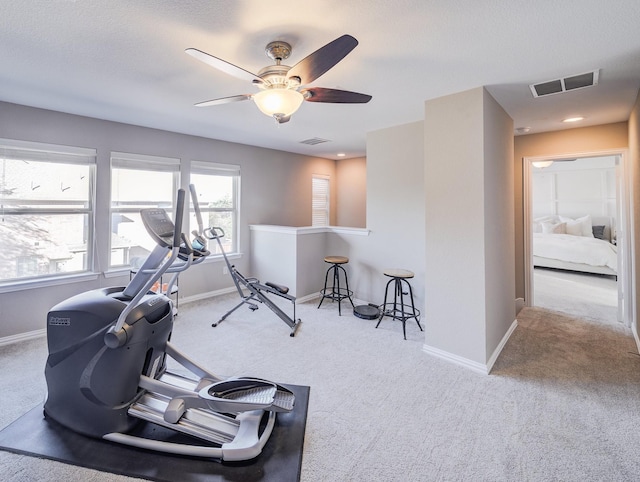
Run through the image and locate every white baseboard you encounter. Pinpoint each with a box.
[297,292,320,304]
[0,328,46,347]
[515,298,525,314]
[422,344,488,374]
[179,286,237,305]
[486,319,518,373]
[422,319,519,375]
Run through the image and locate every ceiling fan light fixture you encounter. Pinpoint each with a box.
[253,88,304,119]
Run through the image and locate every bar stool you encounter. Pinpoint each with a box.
[317,256,354,315]
[376,269,422,339]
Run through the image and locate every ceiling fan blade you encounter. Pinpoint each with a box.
[287,34,358,85]
[194,94,253,107]
[301,87,372,104]
[185,48,263,84]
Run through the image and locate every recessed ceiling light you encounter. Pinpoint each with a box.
[562,116,584,123]
[515,127,531,134]
[337,153,346,157]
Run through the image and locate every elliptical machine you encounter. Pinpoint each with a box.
[44,188,295,461]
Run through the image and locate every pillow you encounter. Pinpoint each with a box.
[533,215,559,234]
[559,215,593,237]
[592,225,606,240]
[535,215,559,223]
[541,221,566,234]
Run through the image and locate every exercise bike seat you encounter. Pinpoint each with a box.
[265,281,289,294]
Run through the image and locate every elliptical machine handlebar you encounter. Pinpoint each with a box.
[105,189,187,348]
[172,189,185,251]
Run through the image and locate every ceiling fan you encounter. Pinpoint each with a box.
[185,34,372,124]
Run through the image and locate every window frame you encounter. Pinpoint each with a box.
[109,151,180,270]
[189,161,241,255]
[0,138,97,285]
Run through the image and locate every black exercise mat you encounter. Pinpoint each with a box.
[0,384,309,482]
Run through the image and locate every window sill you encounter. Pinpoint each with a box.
[104,252,243,276]
[0,272,100,294]
[0,253,245,294]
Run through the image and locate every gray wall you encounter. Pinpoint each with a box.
[331,122,426,308]
[0,101,336,338]
[423,87,515,368]
[336,156,366,228]
[306,123,425,311]
[482,88,516,360]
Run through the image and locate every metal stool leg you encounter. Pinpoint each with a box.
[404,279,423,332]
[397,279,408,339]
[333,264,342,315]
[376,278,395,328]
[318,264,334,309]
[336,264,354,312]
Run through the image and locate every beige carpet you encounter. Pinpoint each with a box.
[1,292,640,481]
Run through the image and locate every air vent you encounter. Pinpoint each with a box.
[300,137,330,145]
[530,70,599,98]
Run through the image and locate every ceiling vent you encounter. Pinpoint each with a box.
[299,137,330,145]
[529,70,599,98]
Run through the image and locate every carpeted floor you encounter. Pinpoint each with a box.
[1,292,640,481]
[534,267,619,325]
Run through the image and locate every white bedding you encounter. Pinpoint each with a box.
[533,233,618,272]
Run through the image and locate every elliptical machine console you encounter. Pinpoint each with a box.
[44,188,294,461]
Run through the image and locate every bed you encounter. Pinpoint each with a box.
[532,215,618,276]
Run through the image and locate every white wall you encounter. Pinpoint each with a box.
[628,92,640,345]
[532,156,617,221]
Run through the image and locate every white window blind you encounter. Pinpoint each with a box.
[312,175,330,226]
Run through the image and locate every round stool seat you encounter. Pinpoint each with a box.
[324,255,349,264]
[383,268,414,279]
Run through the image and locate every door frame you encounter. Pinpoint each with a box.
[522,148,634,327]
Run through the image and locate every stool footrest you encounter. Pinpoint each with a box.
[319,287,353,300]
[378,303,420,321]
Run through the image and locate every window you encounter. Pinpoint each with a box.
[110,152,179,268]
[190,161,240,255]
[0,139,96,282]
[312,175,330,226]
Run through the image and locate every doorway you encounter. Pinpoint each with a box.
[523,150,633,327]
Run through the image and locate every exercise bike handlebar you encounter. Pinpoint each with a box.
[204,226,225,240]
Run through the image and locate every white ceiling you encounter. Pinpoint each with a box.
[1,0,639,159]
